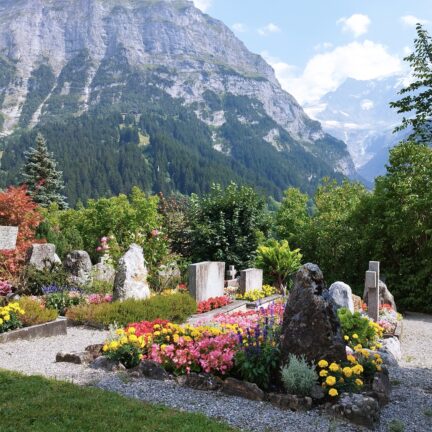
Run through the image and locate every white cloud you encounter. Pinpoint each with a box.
[258,23,281,36]
[337,14,371,38]
[361,99,374,110]
[264,41,403,105]
[192,0,212,12]
[401,15,429,27]
[232,23,247,33]
[314,42,334,51]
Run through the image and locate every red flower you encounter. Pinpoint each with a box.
[197,296,232,314]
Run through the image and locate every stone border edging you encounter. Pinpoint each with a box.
[0,318,67,343]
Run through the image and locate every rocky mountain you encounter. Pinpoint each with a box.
[0,0,356,204]
[307,77,409,182]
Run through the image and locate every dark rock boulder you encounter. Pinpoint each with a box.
[222,378,265,401]
[280,263,346,365]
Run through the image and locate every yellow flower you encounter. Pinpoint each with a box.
[344,335,350,341]
[342,367,352,378]
[352,333,359,339]
[319,370,328,377]
[354,344,363,352]
[102,344,109,352]
[120,336,128,345]
[127,327,136,334]
[115,329,125,336]
[355,379,363,386]
[352,364,364,375]
[325,376,336,386]
[374,353,381,359]
[328,388,338,397]
[329,363,339,372]
[154,331,161,336]
[318,360,328,368]
[128,334,138,343]
[109,341,119,350]
[347,354,356,364]
[4,314,10,321]
[139,354,144,360]
[361,350,370,358]
[376,365,382,372]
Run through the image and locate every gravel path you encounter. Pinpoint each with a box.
[0,314,431,431]
[0,326,109,385]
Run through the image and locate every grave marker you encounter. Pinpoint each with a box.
[239,268,263,295]
[0,226,18,250]
[365,270,379,322]
[188,261,225,302]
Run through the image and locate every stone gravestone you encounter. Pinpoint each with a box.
[227,265,237,280]
[27,244,61,270]
[92,256,115,284]
[0,226,18,250]
[329,282,354,313]
[363,261,380,299]
[64,250,93,286]
[113,244,150,301]
[365,270,379,322]
[280,263,346,365]
[188,262,225,302]
[239,268,263,295]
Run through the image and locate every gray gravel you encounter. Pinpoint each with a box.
[0,314,431,431]
[0,326,109,384]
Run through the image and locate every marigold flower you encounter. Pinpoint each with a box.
[328,388,338,397]
[318,360,328,368]
[344,335,349,341]
[342,367,352,377]
[352,333,359,339]
[355,378,363,386]
[319,370,328,377]
[329,363,339,372]
[347,354,356,364]
[325,376,336,386]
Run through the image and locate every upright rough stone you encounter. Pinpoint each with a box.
[365,270,379,322]
[27,244,61,270]
[378,281,397,311]
[329,282,354,313]
[92,256,115,284]
[113,244,150,301]
[239,268,263,295]
[64,250,93,286]
[281,263,346,365]
[188,262,225,302]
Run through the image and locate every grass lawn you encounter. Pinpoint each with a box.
[0,370,237,432]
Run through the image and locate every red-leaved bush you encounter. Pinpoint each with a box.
[197,296,232,314]
[0,186,43,278]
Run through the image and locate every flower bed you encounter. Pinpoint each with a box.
[196,296,232,314]
[236,285,277,302]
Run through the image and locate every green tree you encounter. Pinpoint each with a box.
[189,183,269,268]
[370,142,432,311]
[275,188,310,247]
[21,133,68,209]
[390,23,432,143]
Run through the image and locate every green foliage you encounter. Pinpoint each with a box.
[82,280,113,295]
[44,292,84,316]
[189,183,269,268]
[20,264,71,296]
[281,355,318,397]
[387,420,405,432]
[0,370,236,432]
[233,342,280,391]
[255,240,302,292]
[21,133,68,209]
[104,341,143,369]
[65,293,196,327]
[337,308,381,349]
[17,297,58,326]
[390,24,432,143]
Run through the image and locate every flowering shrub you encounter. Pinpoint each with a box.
[236,285,277,302]
[87,294,113,305]
[0,280,12,297]
[197,296,232,314]
[44,287,84,315]
[378,304,402,335]
[0,302,25,333]
[337,307,384,350]
[317,347,384,398]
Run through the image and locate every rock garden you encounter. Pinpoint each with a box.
[0,183,429,432]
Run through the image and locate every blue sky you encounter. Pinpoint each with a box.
[193,0,432,105]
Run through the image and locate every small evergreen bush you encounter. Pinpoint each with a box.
[66,293,196,327]
[281,354,318,397]
[17,297,58,326]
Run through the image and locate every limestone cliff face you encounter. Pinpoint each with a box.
[0,0,355,175]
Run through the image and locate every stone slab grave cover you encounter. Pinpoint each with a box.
[113,244,150,301]
[188,261,225,302]
[239,268,263,295]
[281,263,346,365]
[27,243,61,270]
[0,226,18,250]
[329,281,354,313]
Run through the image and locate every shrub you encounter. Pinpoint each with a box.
[82,280,113,295]
[45,291,84,315]
[337,308,383,349]
[17,297,58,326]
[19,264,71,296]
[66,293,197,327]
[281,355,318,397]
[255,240,302,293]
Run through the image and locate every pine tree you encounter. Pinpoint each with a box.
[21,133,68,209]
[390,23,432,143]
